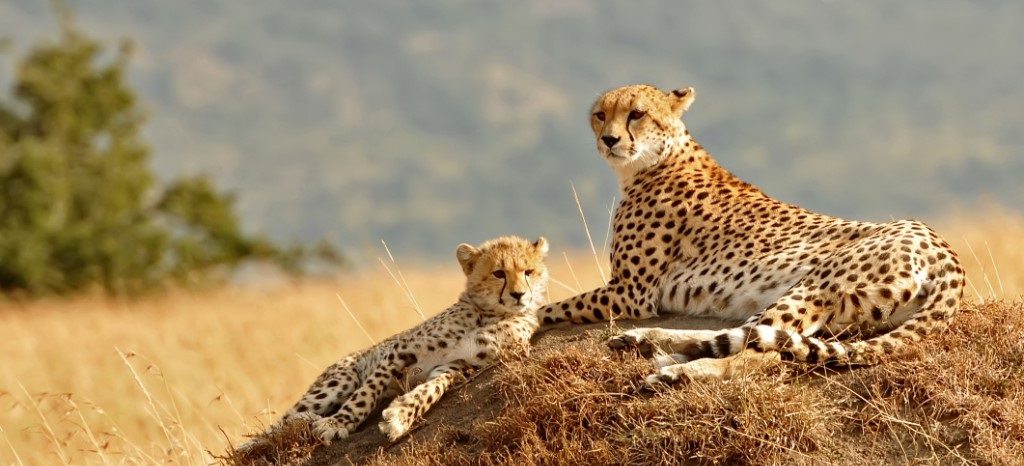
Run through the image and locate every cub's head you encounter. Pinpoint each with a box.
[456,236,550,314]
[590,84,696,170]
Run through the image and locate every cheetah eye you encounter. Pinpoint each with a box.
[492,270,506,279]
[628,110,646,121]
[593,111,606,122]
[524,269,535,276]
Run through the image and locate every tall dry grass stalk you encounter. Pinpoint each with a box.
[0,205,1020,464]
[939,204,1024,300]
[571,182,608,285]
[0,250,604,465]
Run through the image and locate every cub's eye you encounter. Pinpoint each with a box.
[524,269,535,276]
[492,270,506,279]
[593,111,606,122]
[628,110,646,121]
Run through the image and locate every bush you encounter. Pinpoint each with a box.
[0,16,337,296]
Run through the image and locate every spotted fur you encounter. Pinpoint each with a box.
[539,84,965,384]
[248,236,549,446]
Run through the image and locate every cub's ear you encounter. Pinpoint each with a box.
[533,237,549,256]
[456,243,480,275]
[668,86,696,115]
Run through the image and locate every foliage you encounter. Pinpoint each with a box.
[0,18,338,295]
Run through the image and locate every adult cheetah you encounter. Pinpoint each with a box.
[538,84,965,384]
[245,236,549,447]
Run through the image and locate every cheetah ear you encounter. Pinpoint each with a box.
[533,237,549,257]
[668,86,696,115]
[456,243,480,275]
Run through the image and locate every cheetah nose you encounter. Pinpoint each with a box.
[601,135,620,148]
[509,291,525,302]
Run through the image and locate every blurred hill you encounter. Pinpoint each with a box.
[2,0,1022,260]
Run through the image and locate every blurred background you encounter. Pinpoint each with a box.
[1,2,1022,464]
[3,0,1022,265]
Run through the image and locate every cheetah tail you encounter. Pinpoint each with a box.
[702,286,962,365]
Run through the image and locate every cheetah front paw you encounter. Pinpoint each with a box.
[644,364,694,388]
[379,405,415,442]
[606,330,656,358]
[644,359,730,388]
[311,417,350,445]
[235,436,269,453]
[281,411,321,426]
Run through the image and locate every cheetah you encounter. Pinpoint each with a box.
[248,236,549,446]
[538,84,965,385]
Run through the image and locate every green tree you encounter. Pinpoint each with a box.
[0,17,337,295]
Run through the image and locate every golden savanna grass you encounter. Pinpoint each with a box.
[0,247,604,465]
[0,207,1022,465]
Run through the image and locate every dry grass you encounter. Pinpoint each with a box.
[0,208,1021,465]
[352,299,1024,466]
[940,204,1024,300]
[0,251,599,465]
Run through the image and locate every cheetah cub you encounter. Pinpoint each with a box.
[251,236,549,446]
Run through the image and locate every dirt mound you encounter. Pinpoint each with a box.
[228,302,1024,465]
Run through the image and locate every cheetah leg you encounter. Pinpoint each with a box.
[651,256,964,370]
[724,281,960,365]
[238,356,361,451]
[379,360,473,441]
[647,350,782,385]
[609,282,822,387]
[630,280,825,363]
[312,356,406,444]
[717,228,967,366]
[281,356,361,422]
[537,283,651,326]
[607,328,724,359]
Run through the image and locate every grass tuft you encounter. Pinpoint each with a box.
[347,300,1024,466]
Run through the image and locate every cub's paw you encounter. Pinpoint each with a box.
[311,417,349,445]
[652,352,689,369]
[644,358,733,388]
[234,436,269,454]
[236,412,322,452]
[379,406,414,442]
[643,364,693,388]
[606,330,655,358]
[282,411,321,425]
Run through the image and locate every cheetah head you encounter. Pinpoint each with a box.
[590,84,696,173]
[456,236,550,315]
